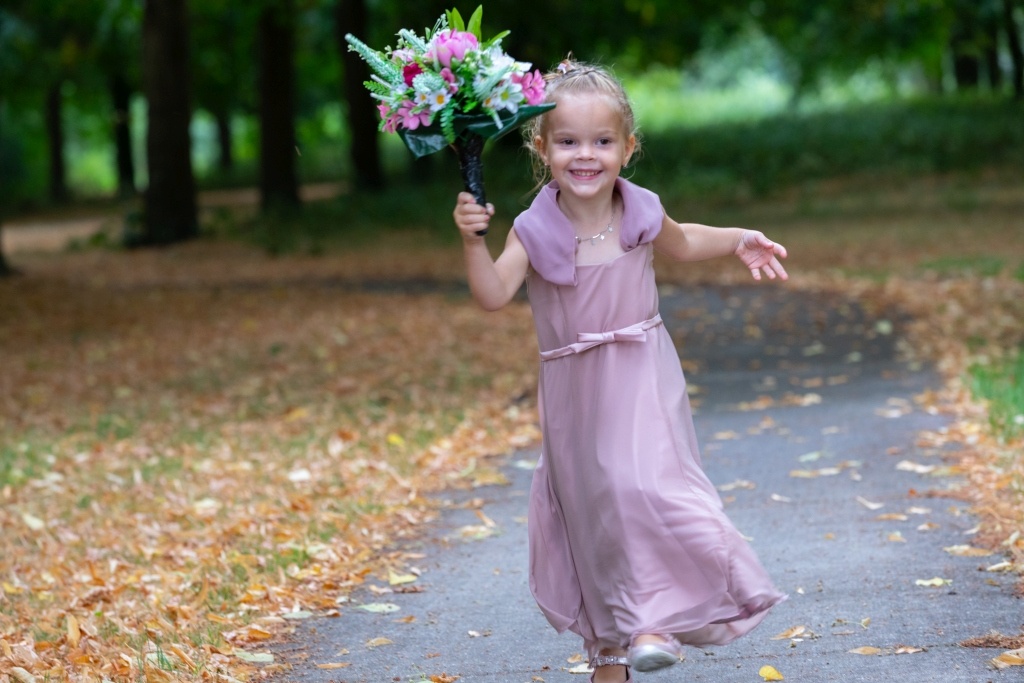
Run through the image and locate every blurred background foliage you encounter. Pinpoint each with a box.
[0,0,1021,250]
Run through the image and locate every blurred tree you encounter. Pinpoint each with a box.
[190,1,257,174]
[335,0,383,189]
[258,0,300,209]
[95,0,143,197]
[141,0,198,244]
[1005,0,1024,97]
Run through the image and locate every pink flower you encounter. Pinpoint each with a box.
[428,30,478,68]
[440,67,459,93]
[403,62,423,87]
[378,104,399,133]
[514,69,546,106]
[397,104,431,130]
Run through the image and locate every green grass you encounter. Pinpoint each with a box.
[970,349,1024,440]
[919,255,1007,278]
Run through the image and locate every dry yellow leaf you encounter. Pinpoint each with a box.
[943,545,993,557]
[876,513,908,521]
[9,667,36,683]
[915,577,952,587]
[316,662,352,669]
[992,648,1024,669]
[771,625,808,640]
[366,637,393,648]
[758,664,784,680]
[388,569,417,585]
[66,614,81,648]
[894,646,925,654]
[849,646,881,655]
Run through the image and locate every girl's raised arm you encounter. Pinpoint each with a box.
[454,192,531,311]
[654,213,788,281]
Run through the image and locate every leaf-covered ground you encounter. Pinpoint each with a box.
[1,172,1022,681]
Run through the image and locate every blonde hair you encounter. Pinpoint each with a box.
[524,57,641,189]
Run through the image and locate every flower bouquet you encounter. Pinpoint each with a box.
[345,6,554,234]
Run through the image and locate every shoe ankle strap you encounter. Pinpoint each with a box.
[590,654,629,668]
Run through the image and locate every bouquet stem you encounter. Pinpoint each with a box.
[455,133,488,236]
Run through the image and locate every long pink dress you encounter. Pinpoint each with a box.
[515,179,784,658]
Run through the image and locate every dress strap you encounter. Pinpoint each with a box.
[539,314,663,362]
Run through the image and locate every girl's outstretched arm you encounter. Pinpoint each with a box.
[453,192,530,311]
[654,213,788,281]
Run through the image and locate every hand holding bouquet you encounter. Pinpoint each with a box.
[346,6,554,234]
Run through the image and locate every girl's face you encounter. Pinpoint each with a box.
[534,93,636,206]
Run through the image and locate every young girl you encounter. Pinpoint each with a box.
[453,60,788,683]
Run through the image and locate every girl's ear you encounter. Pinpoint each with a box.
[534,135,548,165]
[623,134,637,166]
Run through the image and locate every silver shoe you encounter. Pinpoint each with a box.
[628,634,683,673]
[589,654,631,683]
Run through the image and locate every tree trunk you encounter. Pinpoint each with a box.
[258,0,299,211]
[141,0,198,245]
[0,227,11,276]
[214,108,234,172]
[1005,0,1024,98]
[45,83,69,204]
[111,72,136,198]
[335,0,384,190]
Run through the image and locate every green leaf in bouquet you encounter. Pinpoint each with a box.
[446,7,465,32]
[398,127,451,158]
[454,104,556,141]
[397,103,555,159]
[466,5,483,39]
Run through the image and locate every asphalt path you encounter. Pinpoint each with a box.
[275,284,1021,683]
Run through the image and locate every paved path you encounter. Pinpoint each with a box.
[275,285,1020,683]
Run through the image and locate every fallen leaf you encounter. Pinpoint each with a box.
[915,577,952,587]
[388,569,418,585]
[857,496,885,510]
[770,493,792,503]
[235,651,274,663]
[986,561,1014,572]
[991,648,1024,669]
[896,460,935,474]
[366,637,393,648]
[281,610,314,619]
[888,531,906,543]
[943,545,994,557]
[395,615,416,624]
[317,663,352,669]
[876,513,908,521]
[567,654,585,664]
[9,668,36,683]
[849,646,881,655]
[430,675,460,683]
[568,663,593,674]
[717,479,757,492]
[894,646,925,654]
[772,625,809,640]
[21,513,45,531]
[759,664,784,680]
[358,602,400,613]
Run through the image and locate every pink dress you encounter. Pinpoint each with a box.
[515,179,785,657]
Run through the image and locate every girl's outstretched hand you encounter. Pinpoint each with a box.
[453,192,494,240]
[736,230,789,281]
